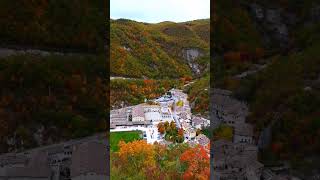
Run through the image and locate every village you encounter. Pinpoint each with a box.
[212,88,305,180]
[0,133,108,180]
[212,88,264,180]
[110,88,210,148]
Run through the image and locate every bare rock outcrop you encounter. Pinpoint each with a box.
[182,48,204,75]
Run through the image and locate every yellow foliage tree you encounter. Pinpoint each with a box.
[118,140,156,170]
[213,125,233,141]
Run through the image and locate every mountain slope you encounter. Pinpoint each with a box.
[0,54,106,153]
[0,0,105,52]
[110,19,210,79]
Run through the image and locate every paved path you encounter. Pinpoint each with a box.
[183,81,195,87]
[173,111,182,129]
[233,63,269,79]
[110,76,140,81]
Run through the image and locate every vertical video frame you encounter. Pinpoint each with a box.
[110,0,211,179]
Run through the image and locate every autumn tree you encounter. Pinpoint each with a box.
[178,128,184,136]
[118,140,156,175]
[157,122,165,134]
[164,121,169,129]
[180,145,210,180]
[184,75,193,82]
[170,121,176,130]
[223,51,241,63]
[196,128,202,136]
[177,128,185,143]
[213,124,233,141]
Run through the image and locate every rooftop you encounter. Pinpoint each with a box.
[196,134,210,146]
[1,151,50,178]
[71,141,108,177]
[132,105,144,117]
[234,123,254,137]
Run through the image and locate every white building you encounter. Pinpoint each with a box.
[0,151,51,180]
[160,106,174,122]
[192,116,209,129]
[233,124,255,144]
[0,134,108,180]
[184,128,196,140]
[71,141,108,180]
[213,140,263,180]
[195,134,210,147]
[144,105,162,122]
[132,105,145,122]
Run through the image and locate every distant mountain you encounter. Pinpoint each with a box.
[110,19,210,79]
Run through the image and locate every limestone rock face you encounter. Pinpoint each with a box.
[182,48,203,75]
[263,8,289,44]
[265,9,282,24]
[248,4,290,48]
[250,3,264,21]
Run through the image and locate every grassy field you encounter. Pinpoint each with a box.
[110,131,143,151]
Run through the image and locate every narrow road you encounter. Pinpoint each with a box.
[0,47,94,58]
[110,76,141,80]
[172,110,182,129]
[183,80,195,87]
[172,99,182,129]
[233,63,269,79]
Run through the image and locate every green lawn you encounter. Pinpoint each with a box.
[110,131,143,151]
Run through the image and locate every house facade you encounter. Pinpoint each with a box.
[0,134,108,180]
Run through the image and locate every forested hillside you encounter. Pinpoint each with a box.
[185,74,210,116]
[110,79,183,109]
[0,55,107,153]
[0,1,106,153]
[110,19,210,115]
[110,19,210,79]
[0,0,105,52]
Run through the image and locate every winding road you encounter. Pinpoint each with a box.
[0,47,94,58]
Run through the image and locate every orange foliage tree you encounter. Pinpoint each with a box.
[223,51,241,62]
[180,145,210,180]
[157,122,166,134]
